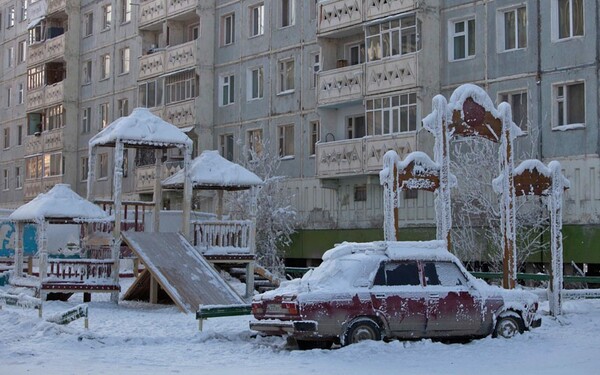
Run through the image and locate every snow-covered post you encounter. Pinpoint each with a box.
[424,95,452,249]
[111,141,124,303]
[246,186,259,298]
[498,103,517,289]
[182,145,192,239]
[13,222,24,278]
[86,147,97,201]
[380,150,399,241]
[38,219,48,302]
[548,161,568,316]
[153,149,163,233]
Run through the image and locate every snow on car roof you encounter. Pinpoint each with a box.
[323,240,456,262]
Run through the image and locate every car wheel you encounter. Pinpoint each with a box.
[343,319,382,346]
[494,315,524,339]
[296,340,333,350]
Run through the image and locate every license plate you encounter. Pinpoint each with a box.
[266,304,287,314]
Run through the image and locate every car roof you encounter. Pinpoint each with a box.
[323,240,458,263]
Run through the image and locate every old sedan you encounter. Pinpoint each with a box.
[250,241,541,349]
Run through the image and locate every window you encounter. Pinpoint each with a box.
[250,3,264,37]
[278,124,294,158]
[366,15,418,62]
[7,46,13,68]
[366,93,417,135]
[44,153,63,177]
[98,153,108,179]
[248,66,263,100]
[7,6,15,28]
[553,82,585,128]
[555,0,583,39]
[3,128,10,149]
[26,156,43,179]
[374,261,420,286]
[278,58,295,93]
[247,129,263,156]
[347,115,366,139]
[82,107,91,133]
[219,134,234,161]
[280,0,295,28]
[17,40,26,63]
[188,24,199,41]
[83,60,92,84]
[46,105,65,131]
[500,91,528,131]
[81,156,89,181]
[500,6,527,51]
[220,74,235,106]
[28,21,44,44]
[138,79,163,108]
[348,42,365,65]
[117,98,129,117]
[6,87,11,107]
[27,66,44,90]
[84,12,93,36]
[27,113,43,136]
[119,47,130,74]
[165,70,198,104]
[100,54,111,79]
[17,83,24,104]
[99,103,110,129]
[221,13,235,46]
[311,52,320,88]
[15,166,22,189]
[3,170,8,190]
[121,0,131,23]
[450,18,475,60]
[354,184,367,202]
[17,125,22,146]
[19,0,27,22]
[309,121,319,156]
[423,262,467,287]
[102,4,112,30]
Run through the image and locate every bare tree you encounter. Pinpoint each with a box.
[226,140,297,276]
[450,129,549,272]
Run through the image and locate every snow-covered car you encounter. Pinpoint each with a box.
[250,241,541,349]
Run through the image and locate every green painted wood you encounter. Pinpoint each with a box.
[196,304,252,320]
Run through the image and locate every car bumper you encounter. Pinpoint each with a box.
[249,320,318,338]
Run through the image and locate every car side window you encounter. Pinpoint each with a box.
[424,261,467,287]
[374,261,420,286]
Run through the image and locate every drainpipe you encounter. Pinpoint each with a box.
[536,0,543,160]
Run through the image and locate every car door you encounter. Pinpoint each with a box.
[370,260,427,338]
[423,261,483,337]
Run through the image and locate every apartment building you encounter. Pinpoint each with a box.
[0,0,597,266]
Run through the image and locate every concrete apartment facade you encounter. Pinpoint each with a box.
[0,0,598,267]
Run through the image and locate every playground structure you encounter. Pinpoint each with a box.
[381,84,570,316]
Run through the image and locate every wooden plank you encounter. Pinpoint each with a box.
[196,304,252,320]
[122,232,244,314]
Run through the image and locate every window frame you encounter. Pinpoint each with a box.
[365,14,419,62]
[449,17,475,61]
[247,66,264,101]
[309,121,320,157]
[83,60,92,84]
[221,13,235,46]
[499,90,529,132]
[81,156,89,182]
[84,11,94,37]
[100,54,111,80]
[15,166,22,189]
[82,107,91,133]
[249,3,265,38]
[219,133,235,161]
[280,0,295,28]
[99,102,110,130]
[102,4,112,30]
[220,73,235,106]
[278,58,295,94]
[3,127,10,149]
[552,0,584,41]
[98,153,108,180]
[497,5,527,52]
[552,81,586,129]
[121,0,131,24]
[365,93,418,135]
[3,169,8,191]
[278,124,295,159]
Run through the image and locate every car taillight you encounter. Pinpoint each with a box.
[251,302,264,315]
[282,301,299,316]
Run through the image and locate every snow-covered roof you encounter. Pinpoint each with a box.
[89,107,192,149]
[162,150,262,190]
[9,184,110,223]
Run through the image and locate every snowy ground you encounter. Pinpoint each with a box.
[1,282,599,375]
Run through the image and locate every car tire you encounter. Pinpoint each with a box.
[296,340,333,350]
[343,319,382,346]
[493,315,524,339]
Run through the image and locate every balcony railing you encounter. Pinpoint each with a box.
[165,99,196,127]
[138,41,196,80]
[47,0,66,15]
[366,0,417,20]
[192,220,254,255]
[318,0,363,34]
[317,64,363,106]
[134,162,183,192]
[138,51,165,80]
[167,0,196,16]
[27,81,64,111]
[139,0,167,27]
[365,55,417,95]
[316,133,417,178]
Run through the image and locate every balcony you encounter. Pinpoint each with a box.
[164,99,196,128]
[365,54,417,95]
[27,81,64,112]
[47,0,66,15]
[138,51,165,80]
[317,64,363,107]
[134,162,183,193]
[318,0,363,35]
[25,128,64,155]
[316,133,416,178]
[27,34,65,66]
[167,0,196,17]
[366,0,417,21]
[24,175,63,201]
[139,0,167,28]
[138,41,196,80]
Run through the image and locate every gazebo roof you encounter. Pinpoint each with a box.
[89,107,192,149]
[162,150,262,190]
[9,184,110,223]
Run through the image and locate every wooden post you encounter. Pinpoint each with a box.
[149,275,159,304]
[182,145,192,239]
[111,141,124,303]
[86,147,97,201]
[246,187,258,298]
[14,222,24,278]
[153,149,163,233]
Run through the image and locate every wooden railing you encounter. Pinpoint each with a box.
[45,259,114,283]
[192,220,253,253]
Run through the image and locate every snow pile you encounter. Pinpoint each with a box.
[162,150,263,189]
[9,184,111,223]
[89,107,192,148]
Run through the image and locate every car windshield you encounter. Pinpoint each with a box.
[301,252,384,291]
